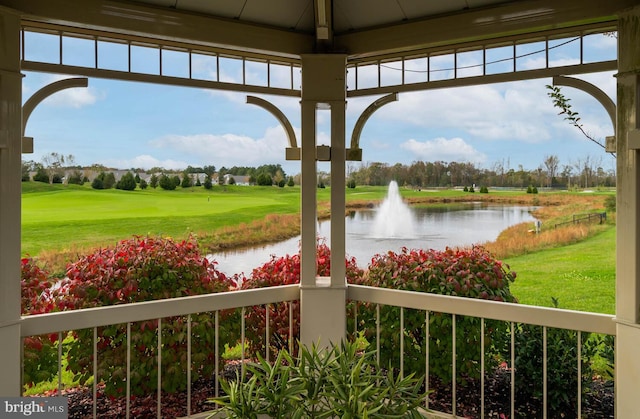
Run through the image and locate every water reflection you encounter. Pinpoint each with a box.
[210,203,537,275]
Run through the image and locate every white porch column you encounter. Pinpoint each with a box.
[299,54,347,350]
[0,6,23,396]
[615,4,640,417]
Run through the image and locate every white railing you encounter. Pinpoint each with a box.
[348,285,616,418]
[21,285,299,418]
[21,284,615,418]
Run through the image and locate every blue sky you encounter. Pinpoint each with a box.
[21,34,618,177]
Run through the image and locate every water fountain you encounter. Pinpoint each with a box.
[371,181,417,238]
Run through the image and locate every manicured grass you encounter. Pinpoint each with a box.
[22,183,301,257]
[505,225,615,314]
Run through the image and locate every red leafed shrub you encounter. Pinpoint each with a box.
[60,236,240,396]
[241,238,364,357]
[359,246,517,383]
[21,257,60,387]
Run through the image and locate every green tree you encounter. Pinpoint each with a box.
[149,174,158,189]
[103,172,116,189]
[33,167,48,183]
[171,175,181,189]
[203,174,213,190]
[116,172,137,191]
[67,170,84,185]
[41,152,74,184]
[181,172,193,188]
[287,176,295,187]
[91,177,104,190]
[139,179,148,190]
[159,174,176,190]
[256,173,273,186]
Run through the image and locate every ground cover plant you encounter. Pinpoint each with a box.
[212,340,426,419]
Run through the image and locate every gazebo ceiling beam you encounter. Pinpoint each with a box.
[2,0,314,59]
[335,0,635,60]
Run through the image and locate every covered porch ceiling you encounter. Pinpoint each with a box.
[3,0,635,62]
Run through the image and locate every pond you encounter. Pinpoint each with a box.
[211,190,537,276]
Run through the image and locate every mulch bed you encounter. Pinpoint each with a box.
[50,365,613,418]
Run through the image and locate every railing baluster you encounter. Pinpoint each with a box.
[511,322,515,419]
[289,302,293,354]
[376,304,380,367]
[543,326,548,419]
[157,318,162,419]
[400,307,404,379]
[452,314,457,417]
[481,318,485,419]
[266,304,270,363]
[215,310,219,398]
[93,327,97,419]
[578,330,582,418]
[126,323,131,419]
[57,331,63,394]
[354,302,358,337]
[187,314,192,417]
[425,310,429,410]
[241,307,246,378]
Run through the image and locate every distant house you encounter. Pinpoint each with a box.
[223,174,251,185]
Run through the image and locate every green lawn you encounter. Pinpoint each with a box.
[505,226,615,314]
[21,183,302,256]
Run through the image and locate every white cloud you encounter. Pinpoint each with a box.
[149,125,289,167]
[401,137,486,164]
[375,82,555,143]
[102,155,190,170]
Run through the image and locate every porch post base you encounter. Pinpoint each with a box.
[615,320,640,418]
[299,284,347,351]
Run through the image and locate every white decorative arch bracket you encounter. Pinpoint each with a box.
[247,92,398,162]
[348,93,399,161]
[21,77,89,153]
[552,75,617,152]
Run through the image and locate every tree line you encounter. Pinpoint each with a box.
[346,154,615,189]
[22,152,615,191]
[21,156,295,190]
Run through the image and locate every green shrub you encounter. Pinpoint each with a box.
[256,173,273,186]
[213,340,426,419]
[115,172,136,190]
[158,174,176,190]
[480,186,489,193]
[60,236,240,396]
[359,246,517,383]
[241,239,364,358]
[604,194,616,213]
